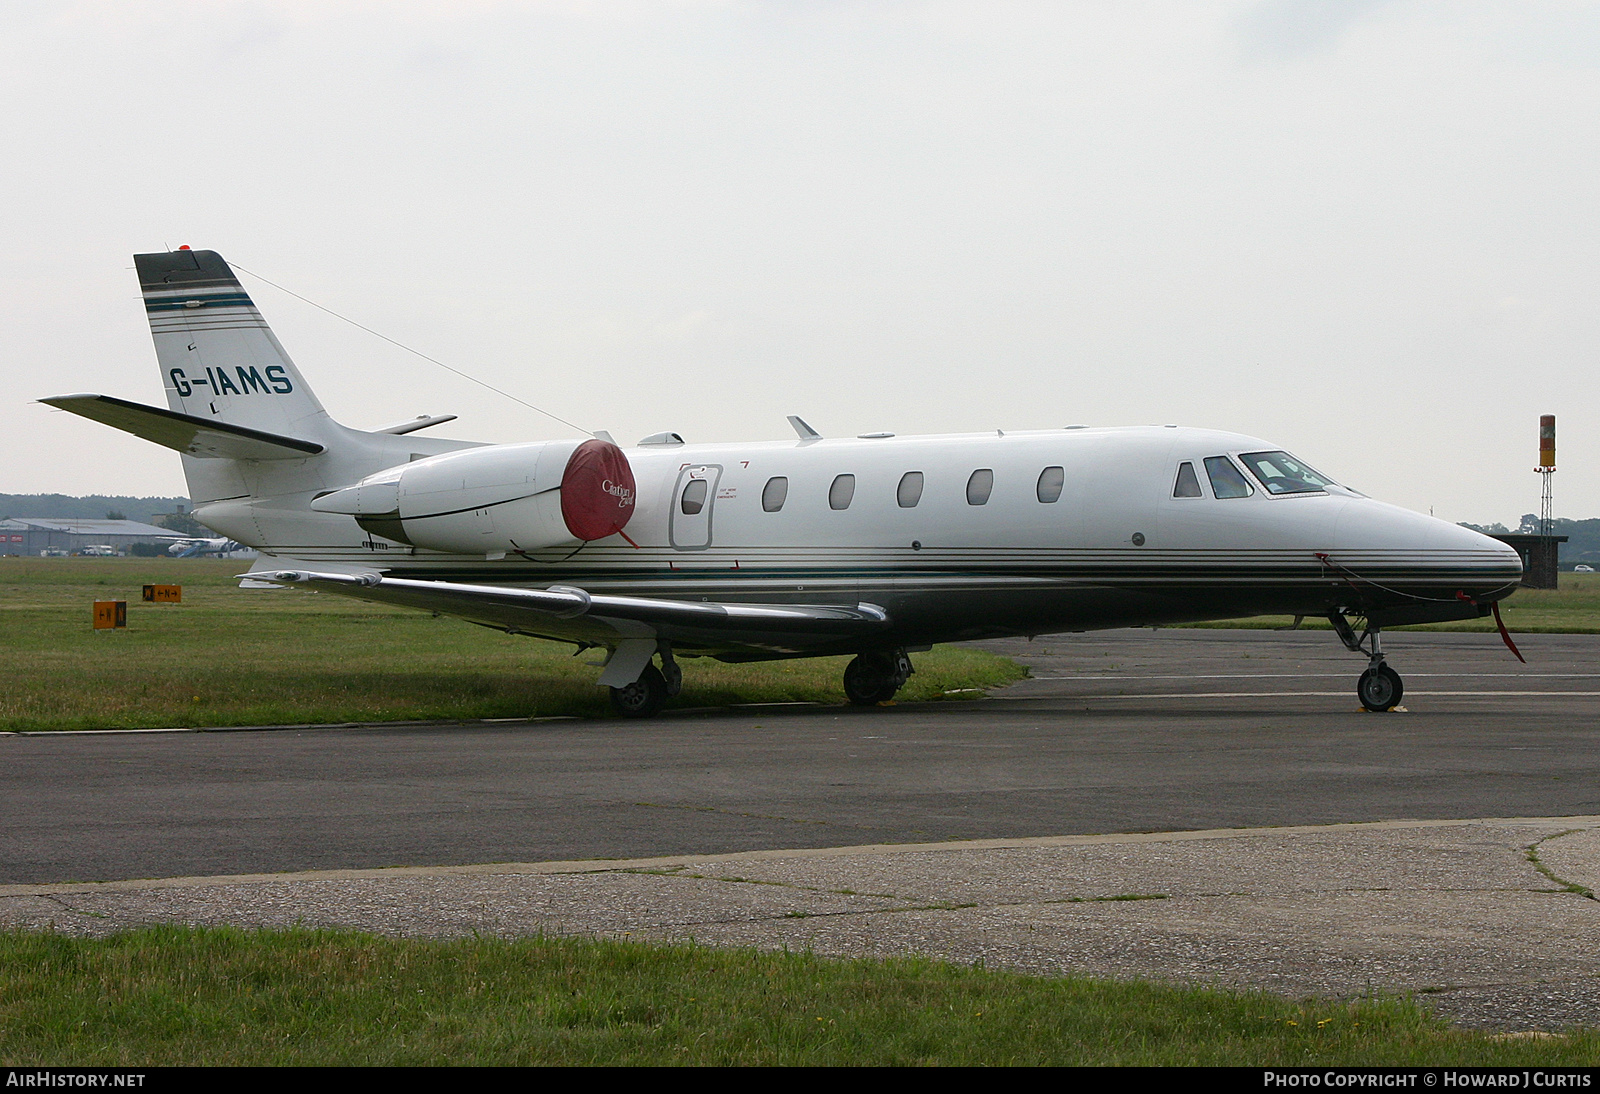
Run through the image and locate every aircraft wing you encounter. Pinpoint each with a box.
[40,394,325,460]
[249,567,891,655]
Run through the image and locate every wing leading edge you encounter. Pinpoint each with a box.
[251,568,891,656]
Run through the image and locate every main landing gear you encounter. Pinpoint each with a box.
[1328,612,1404,712]
[607,646,917,716]
[608,647,684,718]
[843,650,914,706]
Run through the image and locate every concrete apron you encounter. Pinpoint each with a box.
[4,815,1598,1032]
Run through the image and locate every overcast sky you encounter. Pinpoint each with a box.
[5,0,1596,525]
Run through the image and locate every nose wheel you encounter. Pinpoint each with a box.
[1357,662,1404,712]
[1329,612,1405,712]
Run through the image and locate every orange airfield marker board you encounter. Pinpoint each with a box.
[92,601,127,629]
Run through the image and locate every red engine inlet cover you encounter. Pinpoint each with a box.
[560,438,637,542]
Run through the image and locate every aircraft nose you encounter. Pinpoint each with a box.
[1468,525,1526,580]
[1438,519,1523,561]
[1334,499,1488,552]
[1332,499,1522,592]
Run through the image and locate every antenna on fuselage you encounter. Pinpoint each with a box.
[230,260,596,439]
[787,415,822,442]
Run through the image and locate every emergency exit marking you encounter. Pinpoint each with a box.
[142,584,181,603]
[92,601,127,629]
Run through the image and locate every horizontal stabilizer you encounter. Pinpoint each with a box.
[40,393,325,460]
[253,569,892,635]
[373,414,458,436]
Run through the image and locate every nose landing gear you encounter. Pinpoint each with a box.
[1329,612,1405,712]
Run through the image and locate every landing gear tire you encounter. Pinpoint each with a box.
[610,665,668,719]
[843,651,910,706]
[1357,664,1404,712]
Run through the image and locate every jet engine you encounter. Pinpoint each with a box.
[311,438,636,554]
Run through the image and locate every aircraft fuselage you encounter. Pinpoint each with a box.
[241,424,1523,659]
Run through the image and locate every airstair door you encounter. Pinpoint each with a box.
[669,465,722,550]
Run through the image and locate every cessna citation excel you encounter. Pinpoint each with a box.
[43,248,1524,717]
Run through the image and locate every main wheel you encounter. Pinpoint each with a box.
[843,653,902,706]
[609,665,668,718]
[1357,664,1404,712]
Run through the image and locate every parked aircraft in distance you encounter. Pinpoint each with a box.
[42,248,1523,716]
[165,536,242,558]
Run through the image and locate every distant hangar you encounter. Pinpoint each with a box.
[0,517,178,557]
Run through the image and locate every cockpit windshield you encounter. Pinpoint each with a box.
[1237,451,1334,495]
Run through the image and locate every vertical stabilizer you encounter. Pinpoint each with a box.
[136,249,333,440]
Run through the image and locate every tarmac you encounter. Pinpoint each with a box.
[4,628,1599,1030]
[2,816,1596,1031]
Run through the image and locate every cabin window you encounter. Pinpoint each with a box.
[897,471,924,508]
[1203,456,1254,499]
[762,476,788,512]
[680,478,709,514]
[966,469,994,506]
[1173,462,1202,498]
[1036,466,1064,504]
[829,474,856,510]
[1237,450,1334,495]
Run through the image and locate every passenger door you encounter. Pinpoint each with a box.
[670,464,722,550]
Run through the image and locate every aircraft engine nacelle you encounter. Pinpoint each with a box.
[311,438,636,554]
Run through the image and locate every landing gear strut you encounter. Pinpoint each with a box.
[1329,612,1405,712]
[843,650,914,706]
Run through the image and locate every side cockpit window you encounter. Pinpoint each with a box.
[1204,456,1254,499]
[1173,462,1202,498]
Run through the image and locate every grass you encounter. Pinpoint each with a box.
[6,558,1591,730]
[0,557,1026,732]
[1179,573,1600,634]
[1,927,1596,1066]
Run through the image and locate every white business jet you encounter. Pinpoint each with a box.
[42,249,1523,717]
[165,536,242,558]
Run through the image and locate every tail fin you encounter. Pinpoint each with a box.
[43,248,483,552]
[137,248,335,441]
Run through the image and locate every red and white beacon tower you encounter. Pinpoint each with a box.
[1537,414,1556,537]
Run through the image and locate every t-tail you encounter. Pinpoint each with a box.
[40,248,479,557]
[139,247,333,440]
